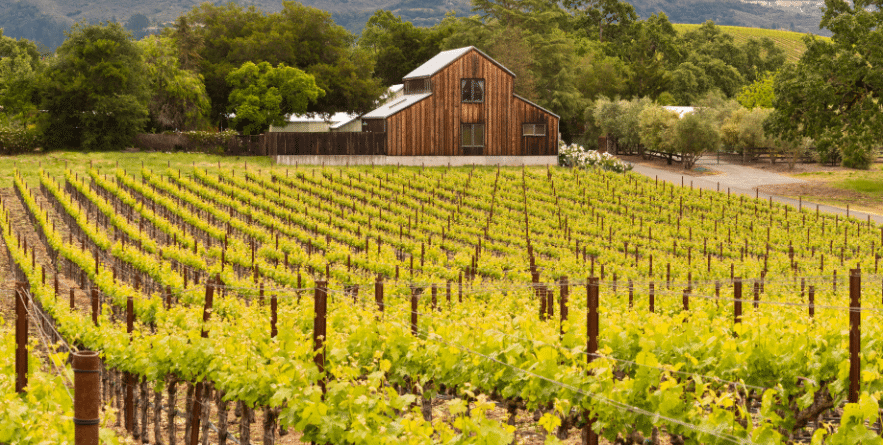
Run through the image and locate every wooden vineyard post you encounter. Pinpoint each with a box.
[73,350,101,445]
[753,281,760,309]
[91,288,99,326]
[649,282,655,313]
[431,284,437,311]
[189,278,215,445]
[628,279,633,309]
[70,288,75,311]
[459,271,463,303]
[411,286,419,336]
[125,296,134,433]
[682,288,689,312]
[583,277,599,445]
[15,282,28,393]
[849,268,861,404]
[733,278,742,326]
[314,281,328,395]
[560,276,569,338]
[808,285,815,318]
[375,276,384,314]
[54,274,58,300]
[271,292,278,338]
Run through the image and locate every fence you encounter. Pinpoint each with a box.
[260,132,386,156]
[134,133,262,155]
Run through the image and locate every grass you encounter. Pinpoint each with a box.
[0,151,276,188]
[784,164,883,215]
[672,24,830,63]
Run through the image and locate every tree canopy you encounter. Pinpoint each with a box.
[38,22,150,150]
[226,61,324,135]
[765,0,883,169]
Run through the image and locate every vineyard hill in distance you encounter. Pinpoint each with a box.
[672,24,829,63]
[3,160,883,443]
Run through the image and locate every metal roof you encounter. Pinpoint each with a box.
[662,106,698,118]
[361,93,432,119]
[403,46,515,80]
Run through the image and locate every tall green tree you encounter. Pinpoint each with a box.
[139,36,210,131]
[359,11,452,86]
[38,22,150,150]
[765,0,882,169]
[0,30,44,122]
[564,0,638,43]
[184,1,382,126]
[226,61,324,135]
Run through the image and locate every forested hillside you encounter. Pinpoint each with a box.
[0,0,825,51]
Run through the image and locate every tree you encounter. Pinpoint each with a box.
[184,1,382,125]
[226,61,324,135]
[138,36,210,131]
[736,70,776,109]
[0,30,44,122]
[764,0,882,169]
[672,111,719,169]
[359,11,451,87]
[38,22,150,150]
[564,0,638,43]
[638,105,679,161]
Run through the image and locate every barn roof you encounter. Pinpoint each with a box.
[403,46,515,80]
[361,93,431,119]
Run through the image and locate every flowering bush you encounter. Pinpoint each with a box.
[558,143,633,173]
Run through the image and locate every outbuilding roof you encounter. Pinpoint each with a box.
[361,93,432,119]
[402,46,515,80]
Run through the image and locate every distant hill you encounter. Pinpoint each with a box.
[673,24,830,63]
[0,0,829,51]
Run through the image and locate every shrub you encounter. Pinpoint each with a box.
[559,143,633,173]
[0,125,40,154]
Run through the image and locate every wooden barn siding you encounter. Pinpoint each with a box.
[429,49,514,156]
[513,97,559,156]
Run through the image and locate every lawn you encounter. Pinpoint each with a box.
[774,164,883,215]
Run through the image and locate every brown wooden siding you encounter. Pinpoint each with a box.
[383,48,558,156]
[513,96,559,156]
[363,119,385,133]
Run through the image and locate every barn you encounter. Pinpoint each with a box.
[270,47,559,166]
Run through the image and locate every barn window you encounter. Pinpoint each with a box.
[405,78,431,94]
[461,79,485,103]
[523,123,546,136]
[461,123,485,147]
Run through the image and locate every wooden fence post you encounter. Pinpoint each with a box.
[849,268,861,404]
[560,276,568,338]
[733,278,742,326]
[582,277,599,445]
[125,296,134,433]
[15,282,28,393]
[189,277,215,445]
[73,350,101,445]
[411,286,419,336]
[91,288,99,326]
[314,281,328,395]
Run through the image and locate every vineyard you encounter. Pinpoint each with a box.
[671,24,829,63]
[2,163,883,445]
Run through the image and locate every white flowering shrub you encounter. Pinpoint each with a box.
[558,143,633,173]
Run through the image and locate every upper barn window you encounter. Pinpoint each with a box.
[461,79,485,103]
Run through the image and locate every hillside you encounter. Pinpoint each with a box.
[0,0,829,51]
[673,24,830,62]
